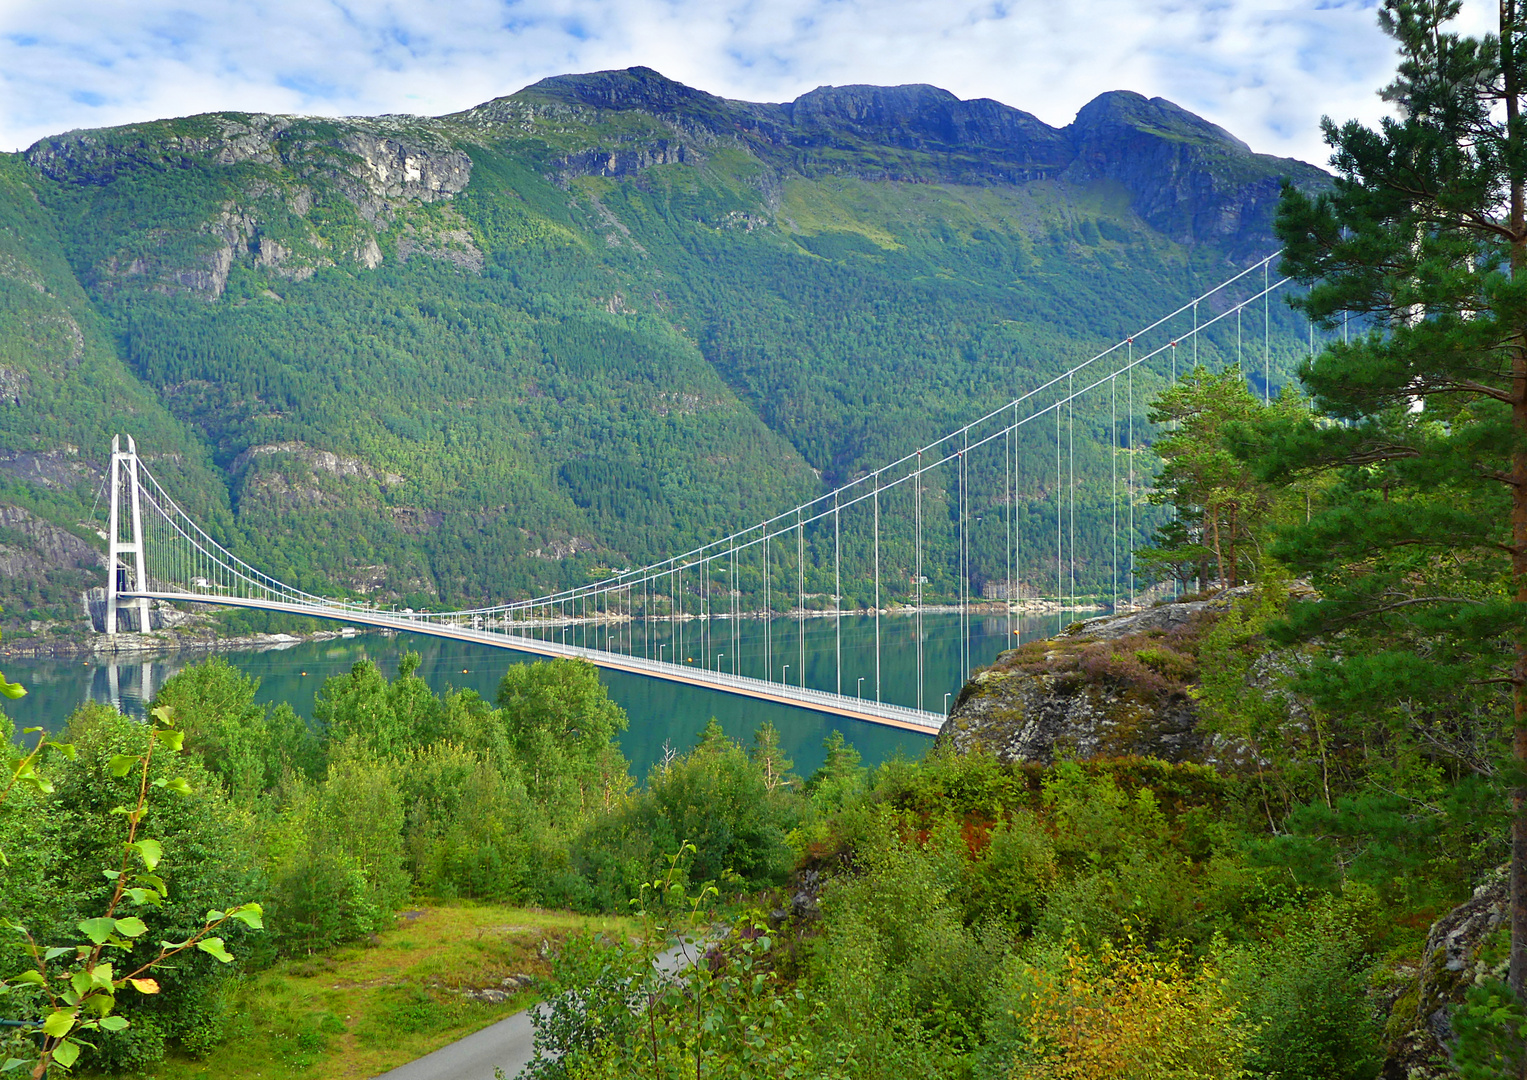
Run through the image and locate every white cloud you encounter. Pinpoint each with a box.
[0,0,1498,162]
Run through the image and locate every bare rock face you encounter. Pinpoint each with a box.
[935,591,1260,765]
[229,442,405,486]
[0,504,104,582]
[0,366,30,406]
[26,114,473,299]
[1382,870,1509,1079]
[938,664,1202,765]
[0,448,100,491]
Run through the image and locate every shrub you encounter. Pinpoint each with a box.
[990,934,1249,1080]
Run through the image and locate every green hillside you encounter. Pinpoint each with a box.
[0,69,1327,641]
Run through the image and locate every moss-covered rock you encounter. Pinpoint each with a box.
[1381,868,1509,1079]
[935,592,1249,764]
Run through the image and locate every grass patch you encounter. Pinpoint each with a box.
[103,903,633,1080]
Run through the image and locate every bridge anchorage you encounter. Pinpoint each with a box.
[104,254,1301,733]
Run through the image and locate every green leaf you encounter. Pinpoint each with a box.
[41,1010,76,1038]
[51,1038,81,1068]
[163,777,193,796]
[108,754,138,778]
[196,937,234,963]
[42,947,70,962]
[77,918,116,945]
[228,903,264,930]
[11,969,45,986]
[98,1015,128,1032]
[3,1057,32,1072]
[113,917,148,938]
[130,839,162,871]
[101,870,120,881]
[69,971,91,999]
[154,729,184,753]
[89,964,114,989]
[0,678,26,700]
[125,888,160,906]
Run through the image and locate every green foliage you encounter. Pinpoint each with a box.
[563,721,799,912]
[154,658,321,798]
[1232,892,1385,1080]
[0,705,263,1076]
[525,845,845,1080]
[397,740,550,902]
[495,658,630,818]
[1453,979,1527,1079]
[1137,365,1309,589]
[263,781,382,953]
[1269,0,1522,772]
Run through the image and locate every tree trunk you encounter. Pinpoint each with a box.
[1210,505,1226,591]
[1501,0,1527,1016]
[1227,501,1240,588]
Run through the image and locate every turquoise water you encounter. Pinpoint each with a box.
[3,610,1074,779]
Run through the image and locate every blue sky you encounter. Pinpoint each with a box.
[0,0,1497,162]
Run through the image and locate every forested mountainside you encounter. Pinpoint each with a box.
[0,67,1327,642]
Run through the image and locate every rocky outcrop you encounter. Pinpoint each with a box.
[1382,870,1509,1078]
[230,442,405,486]
[28,114,471,207]
[0,365,29,407]
[28,114,473,298]
[1062,91,1309,249]
[936,591,1262,765]
[0,447,100,491]
[0,505,102,571]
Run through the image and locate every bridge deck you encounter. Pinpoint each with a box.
[124,592,946,734]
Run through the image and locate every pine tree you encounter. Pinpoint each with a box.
[1137,364,1304,590]
[750,722,794,792]
[1273,0,1527,995]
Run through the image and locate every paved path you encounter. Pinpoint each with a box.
[371,940,701,1080]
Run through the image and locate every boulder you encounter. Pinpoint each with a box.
[1382,870,1510,1079]
[934,592,1261,765]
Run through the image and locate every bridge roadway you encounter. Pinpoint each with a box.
[124,591,946,734]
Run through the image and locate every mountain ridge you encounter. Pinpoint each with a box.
[0,66,1327,645]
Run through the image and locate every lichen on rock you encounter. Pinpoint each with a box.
[935,589,1261,765]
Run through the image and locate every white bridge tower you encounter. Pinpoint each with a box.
[105,434,151,635]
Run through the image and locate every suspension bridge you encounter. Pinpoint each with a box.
[103,254,1297,734]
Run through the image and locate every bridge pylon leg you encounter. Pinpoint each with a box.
[105,435,151,636]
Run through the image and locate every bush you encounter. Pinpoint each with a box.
[1232,892,1384,1080]
[987,934,1249,1080]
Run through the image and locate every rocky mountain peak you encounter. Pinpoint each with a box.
[782,82,1073,166]
[519,66,731,115]
[1066,90,1252,154]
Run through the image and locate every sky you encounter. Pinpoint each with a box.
[0,0,1502,164]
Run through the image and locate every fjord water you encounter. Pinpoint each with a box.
[5,611,1079,779]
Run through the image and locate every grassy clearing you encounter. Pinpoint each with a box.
[116,903,633,1080]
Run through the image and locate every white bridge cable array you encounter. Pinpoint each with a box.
[109,252,1300,730]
